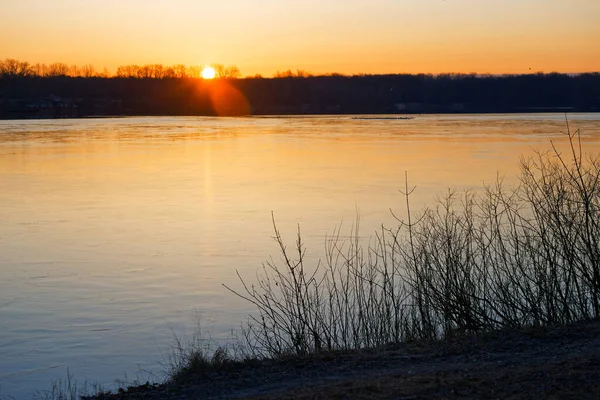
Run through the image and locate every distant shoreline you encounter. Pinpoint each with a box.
[2,73,598,119]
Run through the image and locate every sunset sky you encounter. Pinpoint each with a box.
[1,0,598,77]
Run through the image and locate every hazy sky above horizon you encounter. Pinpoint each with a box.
[1,0,598,76]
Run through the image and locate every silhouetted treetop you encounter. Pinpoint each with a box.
[1,58,599,118]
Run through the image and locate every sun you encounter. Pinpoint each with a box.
[201,66,216,79]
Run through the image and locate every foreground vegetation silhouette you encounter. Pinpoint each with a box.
[219,120,600,358]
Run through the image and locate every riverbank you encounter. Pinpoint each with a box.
[87,319,600,399]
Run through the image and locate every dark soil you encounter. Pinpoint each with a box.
[89,319,600,399]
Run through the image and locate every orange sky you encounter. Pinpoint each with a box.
[1,0,598,77]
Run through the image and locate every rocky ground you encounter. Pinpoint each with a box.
[89,320,600,399]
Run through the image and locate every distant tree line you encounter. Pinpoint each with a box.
[1,58,599,117]
[0,58,241,79]
[240,72,600,114]
[114,63,241,79]
[0,59,111,78]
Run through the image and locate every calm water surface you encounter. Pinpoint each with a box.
[1,114,600,398]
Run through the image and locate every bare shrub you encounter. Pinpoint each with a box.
[226,119,600,357]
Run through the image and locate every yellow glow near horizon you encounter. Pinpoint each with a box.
[0,0,598,76]
[201,66,216,80]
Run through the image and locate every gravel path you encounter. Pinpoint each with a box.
[90,320,600,399]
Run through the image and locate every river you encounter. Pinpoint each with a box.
[1,114,599,398]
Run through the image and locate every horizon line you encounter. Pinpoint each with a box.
[1,58,599,79]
